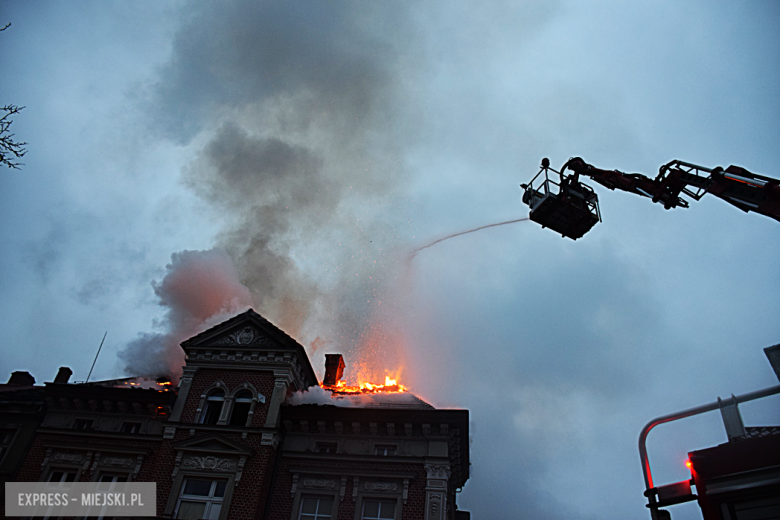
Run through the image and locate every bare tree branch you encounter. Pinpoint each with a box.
[1,105,28,169]
[2,23,28,170]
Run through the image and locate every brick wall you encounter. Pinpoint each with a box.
[267,457,428,520]
[180,368,276,426]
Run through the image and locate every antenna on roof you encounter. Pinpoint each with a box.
[86,331,107,383]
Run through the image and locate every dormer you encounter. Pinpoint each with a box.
[169,310,318,428]
[180,309,317,391]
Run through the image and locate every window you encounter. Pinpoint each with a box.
[121,422,142,433]
[41,469,77,520]
[175,478,226,520]
[200,390,225,425]
[228,391,252,426]
[48,470,77,483]
[0,428,14,461]
[374,445,396,456]
[73,419,93,430]
[361,499,396,520]
[94,474,129,519]
[99,474,128,484]
[299,496,333,520]
[315,442,337,454]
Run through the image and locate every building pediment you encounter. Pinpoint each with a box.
[178,309,318,389]
[212,324,273,348]
[172,433,252,456]
[181,309,297,352]
[170,433,253,486]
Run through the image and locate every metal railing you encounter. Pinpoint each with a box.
[639,384,780,519]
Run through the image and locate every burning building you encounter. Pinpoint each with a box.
[3,309,470,519]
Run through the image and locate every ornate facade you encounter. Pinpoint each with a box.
[3,309,470,519]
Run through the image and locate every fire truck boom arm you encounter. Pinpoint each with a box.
[564,157,780,222]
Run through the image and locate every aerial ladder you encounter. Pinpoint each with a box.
[520,157,780,239]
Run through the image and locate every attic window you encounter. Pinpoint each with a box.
[374,445,396,456]
[315,442,337,454]
[201,390,225,425]
[122,422,142,434]
[73,419,93,430]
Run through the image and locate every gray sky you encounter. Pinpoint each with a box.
[2,1,779,518]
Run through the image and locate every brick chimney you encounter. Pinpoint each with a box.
[7,371,35,386]
[54,367,73,384]
[323,354,345,385]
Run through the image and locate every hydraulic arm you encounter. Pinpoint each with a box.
[521,157,780,239]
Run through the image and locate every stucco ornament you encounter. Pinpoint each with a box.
[182,456,236,471]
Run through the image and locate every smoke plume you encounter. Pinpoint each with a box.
[124,0,421,380]
[118,249,253,379]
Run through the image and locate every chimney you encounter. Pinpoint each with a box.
[323,354,345,385]
[54,367,73,384]
[7,371,36,386]
[765,344,780,382]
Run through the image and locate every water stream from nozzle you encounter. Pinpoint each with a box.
[409,218,529,258]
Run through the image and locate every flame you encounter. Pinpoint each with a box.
[321,374,407,395]
[115,378,173,391]
[318,305,411,396]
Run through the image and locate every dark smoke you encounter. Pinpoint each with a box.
[125,0,421,379]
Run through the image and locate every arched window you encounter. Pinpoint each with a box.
[228,391,253,426]
[200,390,225,425]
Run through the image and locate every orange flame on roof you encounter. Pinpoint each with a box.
[321,374,407,395]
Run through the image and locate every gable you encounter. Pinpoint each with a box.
[178,309,319,390]
[172,432,252,456]
[213,324,275,348]
[181,309,297,352]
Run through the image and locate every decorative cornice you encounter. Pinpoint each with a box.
[302,478,336,489]
[261,432,279,449]
[425,463,451,480]
[290,473,299,498]
[101,456,134,468]
[365,481,397,492]
[213,326,274,347]
[41,442,153,456]
[44,396,171,417]
[235,455,247,485]
[52,452,83,463]
[287,467,415,480]
[181,455,237,472]
[133,455,144,478]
